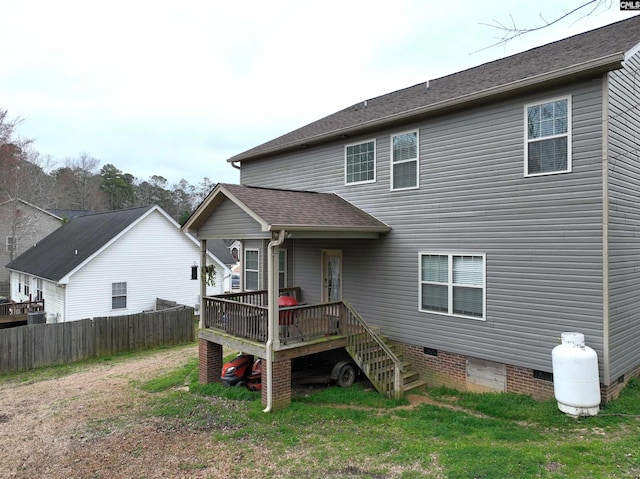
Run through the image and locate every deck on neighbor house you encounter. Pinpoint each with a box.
[0,299,46,328]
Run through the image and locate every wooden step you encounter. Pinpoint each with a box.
[403,378,427,393]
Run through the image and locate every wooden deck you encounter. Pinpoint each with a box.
[201,289,411,398]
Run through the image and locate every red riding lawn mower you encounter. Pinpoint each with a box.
[221,354,263,391]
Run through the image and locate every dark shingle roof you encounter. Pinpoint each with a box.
[47,209,93,220]
[207,240,236,266]
[230,15,640,163]
[221,183,389,232]
[6,206,155,281]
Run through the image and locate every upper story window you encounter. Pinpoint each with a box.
[245,249,259,291]
[112,282,127,309]
[345,140,375,185]
[525,96,571,176]
[391,131,418,190]
[6,236,17,254]
[420,253,485,320]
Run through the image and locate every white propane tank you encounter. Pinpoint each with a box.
[552,332,600,417]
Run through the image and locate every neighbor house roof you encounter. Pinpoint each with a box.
[229,15,640,164]
[47,208,93,220]
[183,183,390,237]
[6,205,156,282]
[7,204,234,282]
[0,197,64,221]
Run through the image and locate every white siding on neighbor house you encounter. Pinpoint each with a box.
[61,210,224,322]
[43,280,65,323]
[240,79,607,376]
[607,50,640,381]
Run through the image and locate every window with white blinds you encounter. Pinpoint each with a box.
[525,96,571,176]
[420,253,485,320]
[391,131,418,190]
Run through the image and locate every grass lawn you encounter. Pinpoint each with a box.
[140,353,640,479]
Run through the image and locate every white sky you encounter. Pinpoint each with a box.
[1,1,636,186]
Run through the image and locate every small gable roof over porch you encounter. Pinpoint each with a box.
[183,183,390,239]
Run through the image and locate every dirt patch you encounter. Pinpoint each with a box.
[0,345,250,479]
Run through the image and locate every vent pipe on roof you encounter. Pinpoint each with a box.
[426,80,430,89]
[363,100,367,108]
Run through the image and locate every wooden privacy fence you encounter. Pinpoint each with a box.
[0,306,195,374]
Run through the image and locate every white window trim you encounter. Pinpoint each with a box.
[344,139,376,185]
[390,129,419,191]
[111,282,127,310]
[418,252,486,321]
[244,248,260,291]
[524,95,572,177]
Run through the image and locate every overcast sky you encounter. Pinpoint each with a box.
[1,1,637,186]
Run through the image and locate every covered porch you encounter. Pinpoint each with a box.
[183,184,419,411]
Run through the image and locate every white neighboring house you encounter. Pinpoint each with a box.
[5,205,235,323]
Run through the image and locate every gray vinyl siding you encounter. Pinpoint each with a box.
[241,79,606,374]
[607,49,640,382]
[197,197,270,240]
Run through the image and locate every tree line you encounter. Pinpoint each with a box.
[0,108,215,224]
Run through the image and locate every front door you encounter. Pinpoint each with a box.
[321,249,342,302]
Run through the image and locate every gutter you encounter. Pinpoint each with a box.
[601,73,611,386]
[263,229,286,413]
[229,53,625,164]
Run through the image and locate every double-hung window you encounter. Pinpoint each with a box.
[391,130,418,190]
[244,249,259,291]
[112,282,127,309]
[23,274,30,297]
[345,140,376,185]
[6,236,17,254]
[525,96,571,176]
[35,278,43,301]
[420,253,485,320]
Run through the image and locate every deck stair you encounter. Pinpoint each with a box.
[341,301,426,399]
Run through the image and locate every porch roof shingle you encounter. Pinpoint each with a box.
[185,184,390,237]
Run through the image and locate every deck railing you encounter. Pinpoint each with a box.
[0,299,45,318]
[202,288,339,345]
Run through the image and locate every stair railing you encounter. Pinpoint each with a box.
[341,301,404,399]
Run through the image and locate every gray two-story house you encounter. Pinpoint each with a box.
[184,16,640,411]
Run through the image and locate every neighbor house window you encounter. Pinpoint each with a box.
[345,140,375,184]
[35,278,43,301]
[23,274,30,297]
[6,236,17,254]
[391,131,418,190]
[525,96,571,176]
[279,249,287,289]
[244,249,259,291]
[112,282,127,309]
[420,253,485,320]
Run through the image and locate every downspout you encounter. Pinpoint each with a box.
[263,229,286,413]
[200,239,207,330]
[601,73,611,386]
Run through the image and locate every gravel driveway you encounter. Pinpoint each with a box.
[0,344,254,479]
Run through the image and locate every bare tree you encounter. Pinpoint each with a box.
[51,153,102,210]
[478,0,612,52]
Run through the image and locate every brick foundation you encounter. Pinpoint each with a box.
[198,339,222,384]
[397,343,554,401]
[261,359,291,411]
